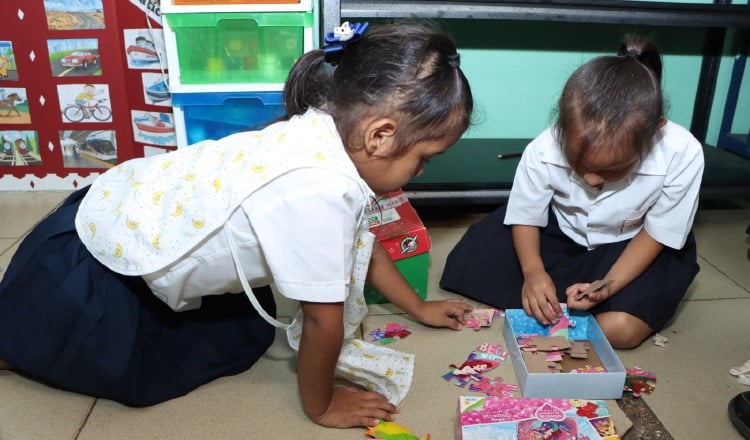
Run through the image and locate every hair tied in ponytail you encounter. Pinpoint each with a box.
[322,21,369,66]
[624,48,641,61]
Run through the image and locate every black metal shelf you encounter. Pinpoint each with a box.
[323,1,750,36]
[321,0,750,204]
[328,1,750,29]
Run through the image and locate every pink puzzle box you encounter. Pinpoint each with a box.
[457,395,620,440]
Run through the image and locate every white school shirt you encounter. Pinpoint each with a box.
[504,121,704,250]
[141,168,365,310]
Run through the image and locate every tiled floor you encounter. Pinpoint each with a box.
[0,190,748,439]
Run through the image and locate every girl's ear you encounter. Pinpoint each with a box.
[658,117,667,128]
[364,118,398,157]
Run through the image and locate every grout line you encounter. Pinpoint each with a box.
[72,399,97,440]
[618,393,675,440]
[696,256,750,297]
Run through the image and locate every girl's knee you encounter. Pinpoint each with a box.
[595,312,652,349]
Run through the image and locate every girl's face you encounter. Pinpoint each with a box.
[350,119,461,194]
[565,142,639,189]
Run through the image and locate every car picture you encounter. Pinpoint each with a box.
[61,51,99,69]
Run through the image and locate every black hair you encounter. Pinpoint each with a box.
[283,22,473,155]
[554,35,664,167]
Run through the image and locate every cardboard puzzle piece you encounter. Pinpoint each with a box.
[525,335,573,352]
[369,322,411,345]
[468,376,519,398]
[567,341,589,359]
[443,354,500,387]
[522,338,606,374]
[574,279,612,301]
[443,343,506,387]
[365,420,430,440]
[548,313,571,339]
[624,366,656,397]
[465,308,499,331]
[523,351,555,373]
[476,342,508,361]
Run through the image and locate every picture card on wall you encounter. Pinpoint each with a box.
[0,130,42,167]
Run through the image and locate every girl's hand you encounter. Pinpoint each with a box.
[314,386,398,428]
[566,281,612,310]
[521,270,561,325]
[414,299,473,330]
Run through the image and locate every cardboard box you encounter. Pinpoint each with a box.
[503,309,626,399]
[363,191,431,304]
[457,395,620,439]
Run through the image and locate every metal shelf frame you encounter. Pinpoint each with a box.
[321,0,750,202]
[323,1,750,31]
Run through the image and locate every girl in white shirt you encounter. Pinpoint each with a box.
[441,35,703,350]
[0,22,474,429]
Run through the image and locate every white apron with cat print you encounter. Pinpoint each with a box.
[75,108,362,276]
[74,107,415,405]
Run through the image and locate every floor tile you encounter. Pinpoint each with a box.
[692,210,750,291]
[0,239,19,283]
[683,255,750,301]
[0,191,70,239]
[0,372,95,440]
[617,297,750,440]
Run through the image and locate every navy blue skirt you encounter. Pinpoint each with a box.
[0,187,276,406]
[440,203,699,332]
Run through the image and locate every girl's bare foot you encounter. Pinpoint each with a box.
[0,359,12,370]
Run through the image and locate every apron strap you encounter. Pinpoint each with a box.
[224,226,290,329]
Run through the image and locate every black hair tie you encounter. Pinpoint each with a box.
[624,49,641,61]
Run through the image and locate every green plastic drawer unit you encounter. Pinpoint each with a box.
[165,11,312,84]
[172,91,285,145]
[363,253,430,305]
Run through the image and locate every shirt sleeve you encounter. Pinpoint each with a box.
[243,169,365,303]
[643,128,705,250]
[504,133,555,227]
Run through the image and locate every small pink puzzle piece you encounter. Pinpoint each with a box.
[548,314,571,338]
[465,308,497,331]
[369,322,411,344]
[468,376,519,398]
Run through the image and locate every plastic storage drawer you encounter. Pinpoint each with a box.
[172,91,285,146]
[164,11,312,85]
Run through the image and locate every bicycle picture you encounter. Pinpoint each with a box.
[63,98,111,122]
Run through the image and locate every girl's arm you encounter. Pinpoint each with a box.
[512,224,561,325]
[568,228,663,305]
[297,301,343,421]
[298,301,397,428]
[366,243,471,329]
